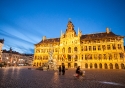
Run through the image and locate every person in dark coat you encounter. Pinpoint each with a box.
[62,64,65,75]
[76,66,80,78]
[59,65,61,75]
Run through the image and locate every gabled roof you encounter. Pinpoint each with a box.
[80,32,123,40]
[2,49,20,54]
[36,38,60,45]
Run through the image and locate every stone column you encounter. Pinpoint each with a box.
[107,63,110,69]
[113,63,115,69]
[88,63,90,69]
[93,63,95,69]
[102,63,105,69]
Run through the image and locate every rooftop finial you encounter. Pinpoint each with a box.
[106,27,110,34]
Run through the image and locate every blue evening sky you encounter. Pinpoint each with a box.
[0,0,125,54]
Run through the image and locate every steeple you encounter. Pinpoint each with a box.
[78,27,82,37]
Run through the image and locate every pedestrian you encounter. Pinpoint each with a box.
[48,65,49,70]
[76,66,80,78]
[62,64,65,75]
[59,65,61,75]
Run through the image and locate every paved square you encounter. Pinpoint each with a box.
[0,66,125,88]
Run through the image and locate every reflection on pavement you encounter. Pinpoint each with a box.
[99,81,125,86]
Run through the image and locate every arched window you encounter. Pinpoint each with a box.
[68,47,71,53]
[74,55,78,61]
[62,47,65,53]
[74,47,77,52]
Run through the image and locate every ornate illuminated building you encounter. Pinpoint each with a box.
[33,20,125,69]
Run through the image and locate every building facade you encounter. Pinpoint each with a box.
[33,20,125,69]
[2,48,33,66]
[0,39,4,62]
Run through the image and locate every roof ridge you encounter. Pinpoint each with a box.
[83,32,106,35]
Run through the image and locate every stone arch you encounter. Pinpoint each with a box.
[115,63,119,69]
[104,63,108,69]
[109,63,113,69]
[85,63,88,68]
[99,63,102,69]
[90,63,92,68]
[94,63,98,68]
[121,63,124,69]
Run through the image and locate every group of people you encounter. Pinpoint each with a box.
[58,64,85,78]
[58,64,65,75]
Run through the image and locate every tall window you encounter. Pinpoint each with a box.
[114,54,117,60]
[94,54,97,60]
[85,55,87,60]
[55,48,58,52]
[68,47,71,53]
[98,45,101,50]
[84,46,87,51]
[112,44,116,50]
[98,54,102,60]
[107,45,110,50]
[107,38,110,42]
[97,40,100,43]
[89,46,92,51]
[62,47,65,53]
[119,53,123,59]
[82,55,83,60]
[74,47,77,52]
[68,55,71,61]
[109,54,112,60]
[81,46,83,51]
[74,55,78,61]
[102,45,106,51]
[93,46,96,51]
[118,44,122,49]
[104,54,107,60]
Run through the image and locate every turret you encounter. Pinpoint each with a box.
[78,27,82,37]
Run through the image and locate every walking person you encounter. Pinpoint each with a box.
[59,65,61,75]
[76,66,81,78]
[62,64,65,75]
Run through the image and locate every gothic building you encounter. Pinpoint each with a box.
[33,20,125,69]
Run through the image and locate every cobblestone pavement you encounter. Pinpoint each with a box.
[0,66,125,88]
